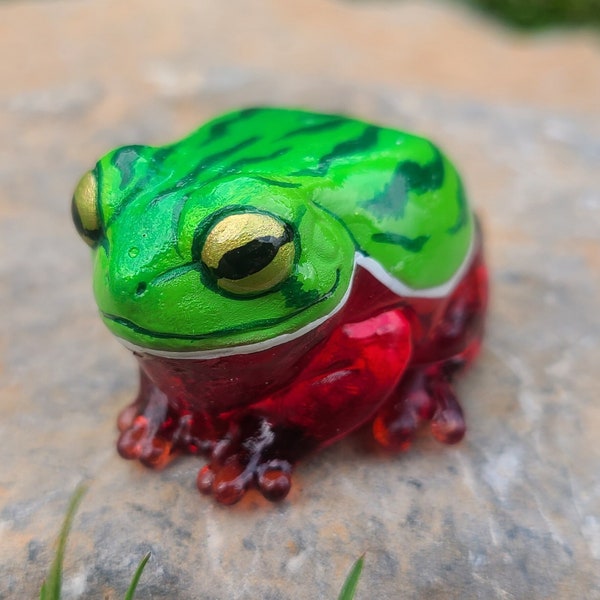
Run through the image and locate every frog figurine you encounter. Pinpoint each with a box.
[72,107,488,505]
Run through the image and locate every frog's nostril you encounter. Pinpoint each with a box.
[135,282,147,296]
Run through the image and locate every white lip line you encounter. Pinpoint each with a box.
[116,264,355,360]
[115,238,475,360]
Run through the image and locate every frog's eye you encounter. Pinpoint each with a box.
[71,170,101,247]
[200,212,296,296]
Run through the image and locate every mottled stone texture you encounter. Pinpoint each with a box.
[1,1,599,598]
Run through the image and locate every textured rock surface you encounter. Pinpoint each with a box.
[1,1,599,598]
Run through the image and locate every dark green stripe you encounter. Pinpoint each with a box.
[280,276,321,309]
[371,232,430,252]
[205,108,264,144]
[99,236,110,255]
[397,145,445,194]
[360,144,446,220]
[311,199,366,255]
[181,136,261,187]
[105,169,160,228]
[152,146,178,164]
[323,126,379,165]
[171,195,188,257]
[279,117,347,140]
[148,136,262,212]
[228,147,291,170]
[290,126,379,177]
[361,165,409,219]
[94,164,108,255]
[150,262,198,286]
[166,151,300,245]
[253,176,302,189]
[111,146,145,191]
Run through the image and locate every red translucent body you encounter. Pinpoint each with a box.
[117,243,488,504]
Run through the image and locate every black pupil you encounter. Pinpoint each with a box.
[212,228,292,280]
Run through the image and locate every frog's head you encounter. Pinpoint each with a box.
[72,145,355,355]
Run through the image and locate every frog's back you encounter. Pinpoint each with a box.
[182,107,474,293]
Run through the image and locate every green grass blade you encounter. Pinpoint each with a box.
[123,552,151,600]
[40,484,87,600]
[337,554,365,600]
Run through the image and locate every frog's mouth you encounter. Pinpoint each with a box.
[101,268,343,356]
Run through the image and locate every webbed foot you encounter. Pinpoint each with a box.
[116,378,201,468]
[373,365,466,450]
[196,416,302,505]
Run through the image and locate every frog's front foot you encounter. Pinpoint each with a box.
[117,416,172,467]
[196,416,302,505]
[373,365,466,450]
[116,379,189,468]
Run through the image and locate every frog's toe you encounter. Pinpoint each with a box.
[138,437,175,468]
[196,459,251,505]
[257,460,292,502]
[372,404,420,451]
[117,416,151,459]
[117,416,174,468]
[117,402,139,432]
[429,379,466,445]
[196,464,216,495]
[372,371,435,451]
[213,459,250,505]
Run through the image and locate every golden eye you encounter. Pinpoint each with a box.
[201,212,295,295]
[71,170,100,247]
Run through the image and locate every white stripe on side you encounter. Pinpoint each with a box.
[355,233,475,299]
[119,235,475,360]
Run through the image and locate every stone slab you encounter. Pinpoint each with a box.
[1,1,599,598]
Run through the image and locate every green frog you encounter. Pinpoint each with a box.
[73,108,488,504]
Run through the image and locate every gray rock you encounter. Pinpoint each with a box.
[1,1,599,598]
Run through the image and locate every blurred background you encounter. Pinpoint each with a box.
[1,1,599,599]
[361,0,600,28]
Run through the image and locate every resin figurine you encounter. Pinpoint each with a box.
[72,108,488,504]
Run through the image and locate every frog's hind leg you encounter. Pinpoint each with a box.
[372,360,471,450]
[373,243,488,450]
